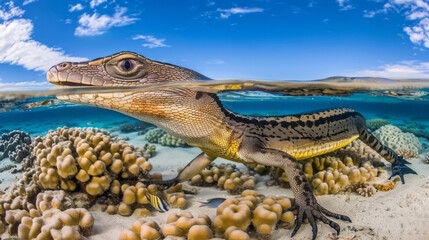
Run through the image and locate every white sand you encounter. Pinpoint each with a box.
[0,158,22,191]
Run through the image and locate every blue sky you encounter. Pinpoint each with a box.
[0,0,429,89]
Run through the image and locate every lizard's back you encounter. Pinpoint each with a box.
[240,108,365,160]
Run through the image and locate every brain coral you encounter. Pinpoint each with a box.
[373,125,423,153]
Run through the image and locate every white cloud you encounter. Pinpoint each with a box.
[391,0,429,48]
[0,1,25,21]
[217,7,264,19]
[0,80,50,91]
[355,60,429,79]
[75,7,138,36]
[205,59,225,64]
[132,35,170,48]
[23,0,37,5]
[69,3,84,12]
[365,1,429,48]
[0,19,87,72]
[404,18,429,47]
[90,0,107,9]
[336,0,353,11]
[407,10,429,19]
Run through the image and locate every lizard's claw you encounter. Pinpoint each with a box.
[286,202,351,240]
[390,156,417,184]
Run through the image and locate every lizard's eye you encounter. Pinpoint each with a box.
[118,59,135,71]
[105,57,147,80]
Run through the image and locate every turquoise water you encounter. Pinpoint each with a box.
[1,88,429,138]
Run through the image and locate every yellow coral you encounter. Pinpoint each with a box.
[162,212,211,238]
[213,204,252,233]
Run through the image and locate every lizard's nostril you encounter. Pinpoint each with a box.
[57,62,72,71]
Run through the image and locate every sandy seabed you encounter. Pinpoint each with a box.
[1,131,429,240]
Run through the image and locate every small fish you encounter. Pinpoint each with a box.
[145,192,170,212]
[199,197,226,208]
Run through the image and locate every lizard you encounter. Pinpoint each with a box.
[46,51,416,240]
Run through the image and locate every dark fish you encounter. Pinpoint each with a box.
[199,197,226,208]
[145,192,170,212]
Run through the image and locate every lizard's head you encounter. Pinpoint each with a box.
[46,52,218,127]
[47,51,209,87]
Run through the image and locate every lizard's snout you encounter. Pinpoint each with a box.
[47,62,72,85]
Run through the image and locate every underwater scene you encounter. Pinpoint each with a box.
[0,77,428,240]
[3,0,429,239]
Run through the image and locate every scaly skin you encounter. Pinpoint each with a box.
[47,51,416,239]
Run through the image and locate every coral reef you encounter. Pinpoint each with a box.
[17,208,94,239]
[213,190,295,240]
[398,122,429,140]
[356,183,377,197]
[0,130,32,163]
[261,139,381,196]
[190,163,256,195]
[426,153,429,164]
[396,149,419,159]
[0,127,190,240]
[373,179,396,192]
[366,118,390,131]
[120,219,162,240]
[32,127,153,195]
[163,212,213,238]
[373,125,422,153]
[116,122,154,133]
[145,128,188,147]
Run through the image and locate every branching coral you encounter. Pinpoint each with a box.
[190,163,256,195]
[213,190,296,240]
[162,211,212,238]
[17,208,94,239]
[0,126,190,240]
[266,140,380,196]
[120,219,162,240]
[355,183,377,197]
[32,127,155,197]
[396,149,419,159]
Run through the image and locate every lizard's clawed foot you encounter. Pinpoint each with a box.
[390,156,417,184]
[287,202,351,240]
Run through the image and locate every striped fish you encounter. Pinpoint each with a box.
[145,192,170,212]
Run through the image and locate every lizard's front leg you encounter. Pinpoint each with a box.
[143,152,216,187]
[239,147,351,240]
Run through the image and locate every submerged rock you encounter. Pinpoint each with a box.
[145,128,188,147]
[0,130,32,163]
